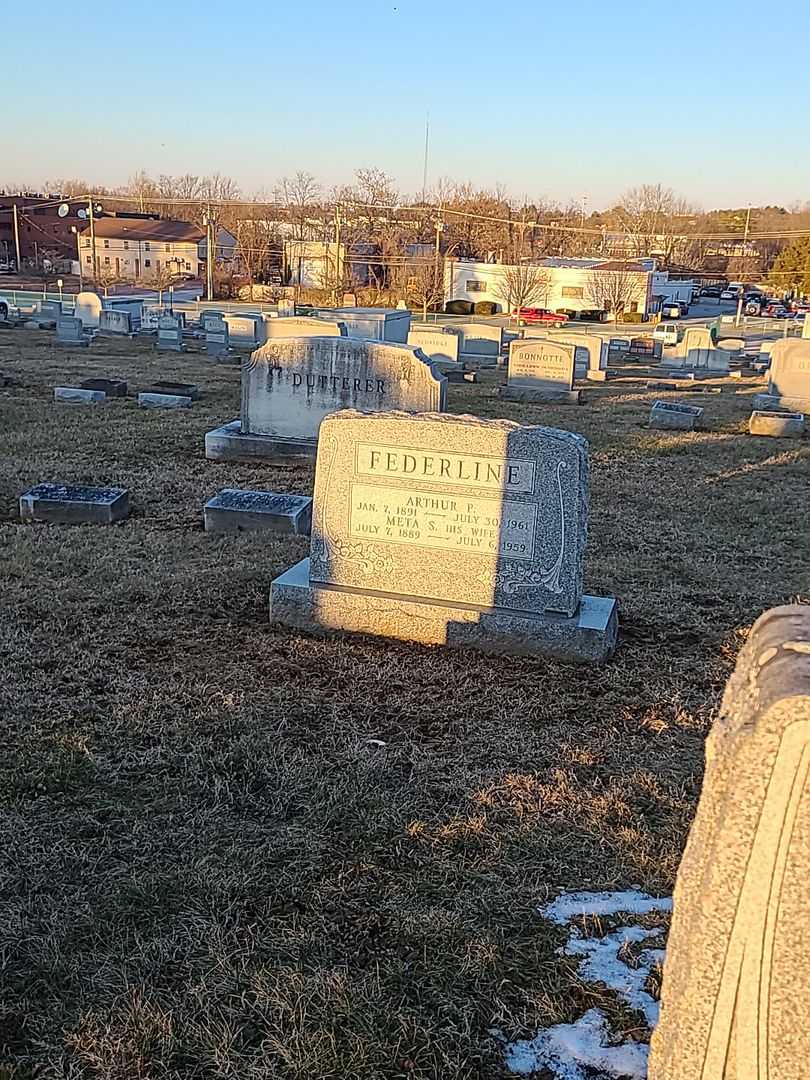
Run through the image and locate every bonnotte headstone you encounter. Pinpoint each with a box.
[269,410,618,662]
[205,337,447,463]
[649,605,810,1080]
[501,340,580,404]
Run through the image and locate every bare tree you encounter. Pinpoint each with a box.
[276,172,321,239]
[614,183,696,261]
[399,257,445,320]
[496,262,552,322]
[234,209,280,300]
[585,266,645,320]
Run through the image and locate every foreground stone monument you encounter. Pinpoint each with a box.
[649,604,810,1080]
[500,340,580,404]
[206,337,446,463]
[269,411,617,662]
[753,338,810,412]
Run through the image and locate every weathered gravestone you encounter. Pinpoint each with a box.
[199,309,225,333]
[30,300,62,328]
[98,309,133,337]
[54,386,106,404]
[749,410,805,438]
[649,400,703,431]
[204,489,313,535]
[265,316,346,339]
[80,378,127,397]
[500,340,580,403]
[20,482,129,524]
[649,604,810,1080]
[455,322,503,367]
[407,328,460,368]
[551,332,608,381]
[663,325,728,373]
[205,337,446,463]
[269,411,618,662]
[56,316,89,347]
[223,313,266,349]
[157,314,185,352]
[329,307,411,343]
[753,338,810,412]
[74,291,103,328]
[205,315,230,359]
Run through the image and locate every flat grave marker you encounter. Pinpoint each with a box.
[80,378,127,397]
[54,386,106,404]
[649,400,703,431]
[204,489,313,535]
[20,482,129,525]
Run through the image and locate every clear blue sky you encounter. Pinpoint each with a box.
[6,0,807,210]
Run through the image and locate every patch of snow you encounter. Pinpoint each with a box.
[540,890,672,926]
[505,1008,648,1080]
[566,925,665,1027]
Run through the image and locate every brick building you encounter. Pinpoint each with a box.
[0,193,86,269]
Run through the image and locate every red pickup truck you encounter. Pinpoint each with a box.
[514,307,569,328]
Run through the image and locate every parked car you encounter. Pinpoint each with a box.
[677,300,690,315]
[745,301,762,316]
[764,303,789,318]
[0,258,16,273]
[720,290,736,301]
[653,322,680,346]
[662,303,681,318]
[700,286,722,299]
[514,307,569,328]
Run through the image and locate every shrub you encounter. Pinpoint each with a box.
[445,299,475,315]
[474,301,498,316]
[620,311,644,323]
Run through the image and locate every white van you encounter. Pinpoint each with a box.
[653,322,680,346]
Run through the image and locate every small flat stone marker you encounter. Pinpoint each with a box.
[749,410,805,438]
[142,380,199,400]
[80,378,127,397]
[20,483,129,524]
[204,489,313,535]
[138,392,193,409]
[54,386,106,404]
[649,400,703,431]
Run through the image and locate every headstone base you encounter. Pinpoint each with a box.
[205,420,318,463]
[499,386,582,404]
[753,392,810,413]
[204,489,313,534]
[269,558,618,664]
[443,369,477,383]
[749,411,805,438]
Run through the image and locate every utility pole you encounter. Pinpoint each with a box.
[735,205,752,327]
[205,203,214,302]
[88,196,98,285]
[12,203,21,273]
[434,207,443,321]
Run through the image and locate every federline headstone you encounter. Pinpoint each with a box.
[205,337,447,463]
[269,410,617,662]
[501,340,580,403]
[649,604,810,1080]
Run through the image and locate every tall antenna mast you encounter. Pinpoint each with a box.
[421,113,430,204]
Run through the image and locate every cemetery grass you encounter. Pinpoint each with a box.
[1,330,809,1079]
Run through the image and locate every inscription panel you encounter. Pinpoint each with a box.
[508,341,575,390]
[310,411,588,617]
[349,484,537,560]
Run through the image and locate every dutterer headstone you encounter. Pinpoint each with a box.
[649,604,810,1080]
[501,340,580,403]
[269,411,617,662]
[205,337,446,463]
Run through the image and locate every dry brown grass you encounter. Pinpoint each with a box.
[1,328,808,1078]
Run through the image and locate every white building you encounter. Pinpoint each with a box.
[78,217,235,282]
[445,257,654,317]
